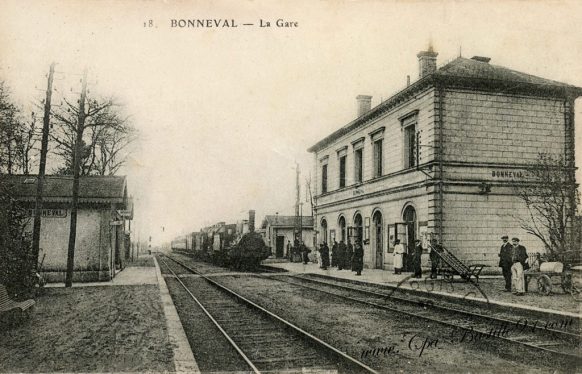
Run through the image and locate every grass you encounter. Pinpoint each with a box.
[0,285,174,373]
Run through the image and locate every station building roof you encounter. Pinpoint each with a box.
[308,56,582,153]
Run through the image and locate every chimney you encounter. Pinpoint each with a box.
[417,44,438,78]
[356,95,372,117]
[248,210,255,232]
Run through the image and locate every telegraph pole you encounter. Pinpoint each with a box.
[65,69,88,287]
[294,164,300,243]
[31,63,56,270]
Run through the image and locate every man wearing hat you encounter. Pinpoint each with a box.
[510,237,528,296]
[498,235,513,292]
[413,239,423,278]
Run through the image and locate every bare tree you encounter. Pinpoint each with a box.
[0,81,19,174]
[513,153,579,258]
[94,119,137,175]
[13,112,39,175]
[50,96,136,175]
[0,81,38,175]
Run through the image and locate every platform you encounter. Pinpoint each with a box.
[266,261,581,319]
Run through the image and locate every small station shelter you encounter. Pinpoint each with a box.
[0,174,131,282]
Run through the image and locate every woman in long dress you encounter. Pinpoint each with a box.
[393,239,405,274]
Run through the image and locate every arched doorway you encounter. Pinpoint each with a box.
[403,205,417,272]
[338,216,346,242]
[373,211,383,269]
[351,213,363,246]
[320,219,328,245]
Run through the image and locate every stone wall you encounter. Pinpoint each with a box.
[31,207,113,282]
[315,88,436,196]
[442,90,565,162]
[317,187,429,270]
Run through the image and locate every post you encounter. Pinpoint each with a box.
[65,69,88,287]
[300,203,303,244]
[31,63,55,271]
[294,163,300,242]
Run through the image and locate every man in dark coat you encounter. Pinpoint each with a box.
[331,240,338,267]
[498,235,513,292]
[429,239,443,279]
[337,240,347,270]
[320,242,330,270]
[413,239,423,278]
[352,242,364,275]
[345,240,354,271]
[510,237,528,296]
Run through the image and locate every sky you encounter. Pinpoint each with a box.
[1,0,582,245]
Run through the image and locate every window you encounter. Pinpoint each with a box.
[404,124,416,168]
[322,164,328,193]
[373,139,383,177]
[339,156,346,188]
[354,148,363,183]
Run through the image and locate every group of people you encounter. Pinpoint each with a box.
[318,239,364,275]
[305,234,530,295]
[393,238,443,279]
[498,236,528,296]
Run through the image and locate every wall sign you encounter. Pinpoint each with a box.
[491,170,525,178]
[27,209,67,218]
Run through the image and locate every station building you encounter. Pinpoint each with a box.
[1,174,131,282]
[261,215,314,258]
[308,48,581,273]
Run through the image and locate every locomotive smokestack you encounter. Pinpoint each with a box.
[248,210,255,232]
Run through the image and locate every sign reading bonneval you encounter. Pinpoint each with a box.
[491,171,525,178]
[27,209,67,218]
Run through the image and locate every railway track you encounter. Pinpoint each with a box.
[158,255,378,374]
[166,253,581,369]
[267,273,582,369]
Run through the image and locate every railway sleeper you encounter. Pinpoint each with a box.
[231,331,286,339]
[251,354,322,365]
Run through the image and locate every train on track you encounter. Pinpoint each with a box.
[171,210,270,270]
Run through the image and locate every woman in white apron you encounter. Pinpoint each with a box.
[393,239,405,274]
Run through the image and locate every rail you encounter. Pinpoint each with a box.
[160,254,379,374]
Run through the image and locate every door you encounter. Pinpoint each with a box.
[276,236,285,258]
[393,222,409,271]
[402,205,417,272]
[373,211,383,269]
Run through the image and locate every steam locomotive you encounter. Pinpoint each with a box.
[171,210,270,270]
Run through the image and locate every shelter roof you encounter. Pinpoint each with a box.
[0,174,127,205]
[261,215,314,228]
